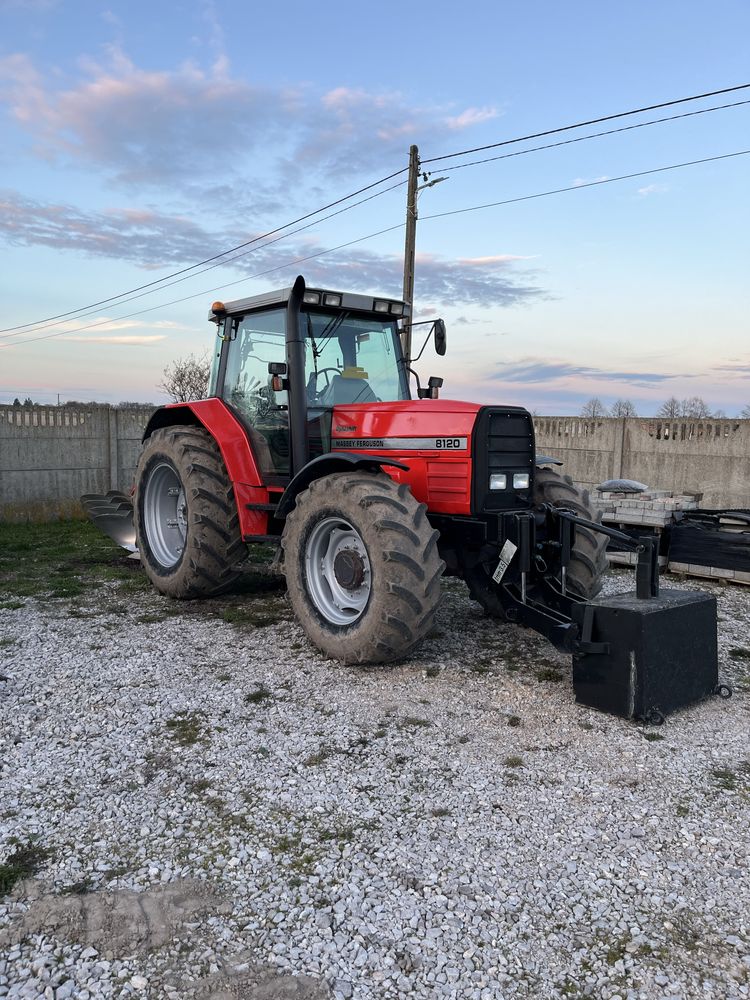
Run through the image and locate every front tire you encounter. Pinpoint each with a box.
[282,472,444,664]
[134,426,245,598]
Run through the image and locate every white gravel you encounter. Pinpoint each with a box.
[1,565,750,1000]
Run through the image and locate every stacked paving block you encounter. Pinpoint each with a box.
[589,490,700,569]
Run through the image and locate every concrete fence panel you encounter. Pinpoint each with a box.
[1,406,748,521]
[0,404,155,521]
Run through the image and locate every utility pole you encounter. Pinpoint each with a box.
[401,144,420,363]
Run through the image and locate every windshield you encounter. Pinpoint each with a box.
[303,311,409,406]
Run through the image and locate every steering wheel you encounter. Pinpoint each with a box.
[312,367,341,388]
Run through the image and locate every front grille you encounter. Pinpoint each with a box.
[472,406,535,513]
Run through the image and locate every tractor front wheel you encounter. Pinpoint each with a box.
[282,472,444,663]
[134,426,245,598]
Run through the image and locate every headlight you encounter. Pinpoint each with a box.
[489,473,507,490]
[513,473,530,489]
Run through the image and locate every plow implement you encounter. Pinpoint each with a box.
[81,492,137,554]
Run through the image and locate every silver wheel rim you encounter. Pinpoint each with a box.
[305,517,371,626]
[142,461,187,568]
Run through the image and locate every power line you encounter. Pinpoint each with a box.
[8,148,749,351]
[0,166,408,336]
[0,178,407,342]
[421,83,750,164]
[420,149,750,222]
[6,222,406,349]
[436,99,750,174]
[5,83,746,338]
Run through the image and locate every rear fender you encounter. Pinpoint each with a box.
[276,452,409,518]
[142,400,269,536]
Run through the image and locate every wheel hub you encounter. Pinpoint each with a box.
[304,517,371,626]
[333,548,366,590]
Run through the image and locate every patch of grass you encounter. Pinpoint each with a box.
[711,767,737,791]
[504,755,523,768]
[217,672,232,682]
[398,716,432,731]
[245,685,273,705]
[61,878,94,895]
[189,778,213,794]
[0,636,16,647]
[729,647,750,661]
[0,841,54,895]
[507,715,522,728]
[0,520,140,601]
[605,936,628,966]
[643,732,665,742]
[0,600,24,610]
[373,728,387,739]
[578,721,594,731]
[424,665,441,678]
[536,665,563,682]
[430,807,451,818]
[165,711,208,747]
[221,603,285,628]
[304,745,336,767]
[675,802,689,818]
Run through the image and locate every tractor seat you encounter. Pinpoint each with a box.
[319,374,377,405]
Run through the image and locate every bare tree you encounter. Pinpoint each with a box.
[580,397,609,418]
[656,396,712,419]
[610,398,637,417]
[713,408,727,419]
[741,404,750,418]
[159,352,211,402]
[681,396,712,418]
[656,396,681,418]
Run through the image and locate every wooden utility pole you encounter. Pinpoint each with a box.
[401,144,420,362]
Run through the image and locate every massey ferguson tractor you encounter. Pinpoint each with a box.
[84,275,721,722]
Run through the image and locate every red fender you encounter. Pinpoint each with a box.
[143,400,271,537]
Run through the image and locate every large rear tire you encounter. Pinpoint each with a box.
[134,426,245,598]
[282,472,444,664]
[465,467,608,617]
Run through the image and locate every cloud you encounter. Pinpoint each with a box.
[637,183,668,197]
[61,334,167,344]
[0,190,545,309]
[491,359,678,389]
[457,255,535,265]
[445,107,499,130]
[0,50,499,194]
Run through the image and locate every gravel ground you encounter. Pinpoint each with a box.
[1,557,750,1000]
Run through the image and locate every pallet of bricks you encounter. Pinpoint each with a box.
[589,489,700,570]
[590,489,750,585]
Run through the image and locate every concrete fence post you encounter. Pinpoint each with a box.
[612,418,626,479]
[108,407,119,491]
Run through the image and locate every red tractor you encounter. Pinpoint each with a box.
[85,275,720,721]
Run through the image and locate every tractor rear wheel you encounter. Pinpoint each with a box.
[465,467,608,617]
[134,426,245,598]
[282,471,444,664]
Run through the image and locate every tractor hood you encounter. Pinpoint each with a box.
[330,398,485,449]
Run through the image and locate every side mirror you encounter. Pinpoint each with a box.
[434,319,447,356]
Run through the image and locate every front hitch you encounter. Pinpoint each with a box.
[494,507,721,722]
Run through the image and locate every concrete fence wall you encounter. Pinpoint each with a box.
[1,406,749,521]
[0,404,155,521]
[534,416,750,507]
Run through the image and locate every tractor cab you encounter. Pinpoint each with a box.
[207,281,413,485]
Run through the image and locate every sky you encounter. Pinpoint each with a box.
[0,0,748,415]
